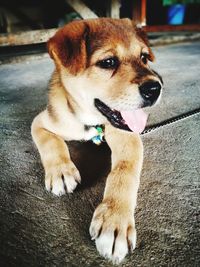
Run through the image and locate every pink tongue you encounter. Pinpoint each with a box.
[121,109,148,133]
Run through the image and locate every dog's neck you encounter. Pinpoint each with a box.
[49,70,106,127]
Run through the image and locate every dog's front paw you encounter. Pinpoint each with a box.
[45,161,81,196]
[89,200,136,264]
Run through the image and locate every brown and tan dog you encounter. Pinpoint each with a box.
[31,18,163,264]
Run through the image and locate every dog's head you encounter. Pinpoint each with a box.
[48,18,163,133]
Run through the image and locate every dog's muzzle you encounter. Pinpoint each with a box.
[139,80,161,107]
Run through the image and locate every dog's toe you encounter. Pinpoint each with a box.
[51,177,66,196]
[63,174,78,193]
[95,231,114,259]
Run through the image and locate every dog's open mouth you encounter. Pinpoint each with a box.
[94,99,148,133]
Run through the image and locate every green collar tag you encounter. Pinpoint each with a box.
[91,125,104,145]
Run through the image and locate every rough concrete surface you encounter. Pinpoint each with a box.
[0,42,200,267]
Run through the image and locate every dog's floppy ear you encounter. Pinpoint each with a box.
[47,20,90,74]
[135,24,155,62]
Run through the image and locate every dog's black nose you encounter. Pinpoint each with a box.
[139,81,161,106]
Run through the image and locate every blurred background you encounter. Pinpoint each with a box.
[0,0,199,63]
[0,0,200,33]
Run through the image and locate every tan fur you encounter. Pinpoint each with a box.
[31,18,162,263]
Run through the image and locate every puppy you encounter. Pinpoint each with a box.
[31,18,162,264]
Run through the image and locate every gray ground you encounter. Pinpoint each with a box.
[0,42,200,267]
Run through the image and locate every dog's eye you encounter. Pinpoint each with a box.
[96,57,119,69]
[141,53,148,64]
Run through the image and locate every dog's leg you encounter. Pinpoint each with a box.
[31,112,81,196]
[90,124,143,264]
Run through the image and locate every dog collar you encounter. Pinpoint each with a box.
[91,125,105,145]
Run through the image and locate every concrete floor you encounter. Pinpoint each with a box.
[0,42,200,267]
